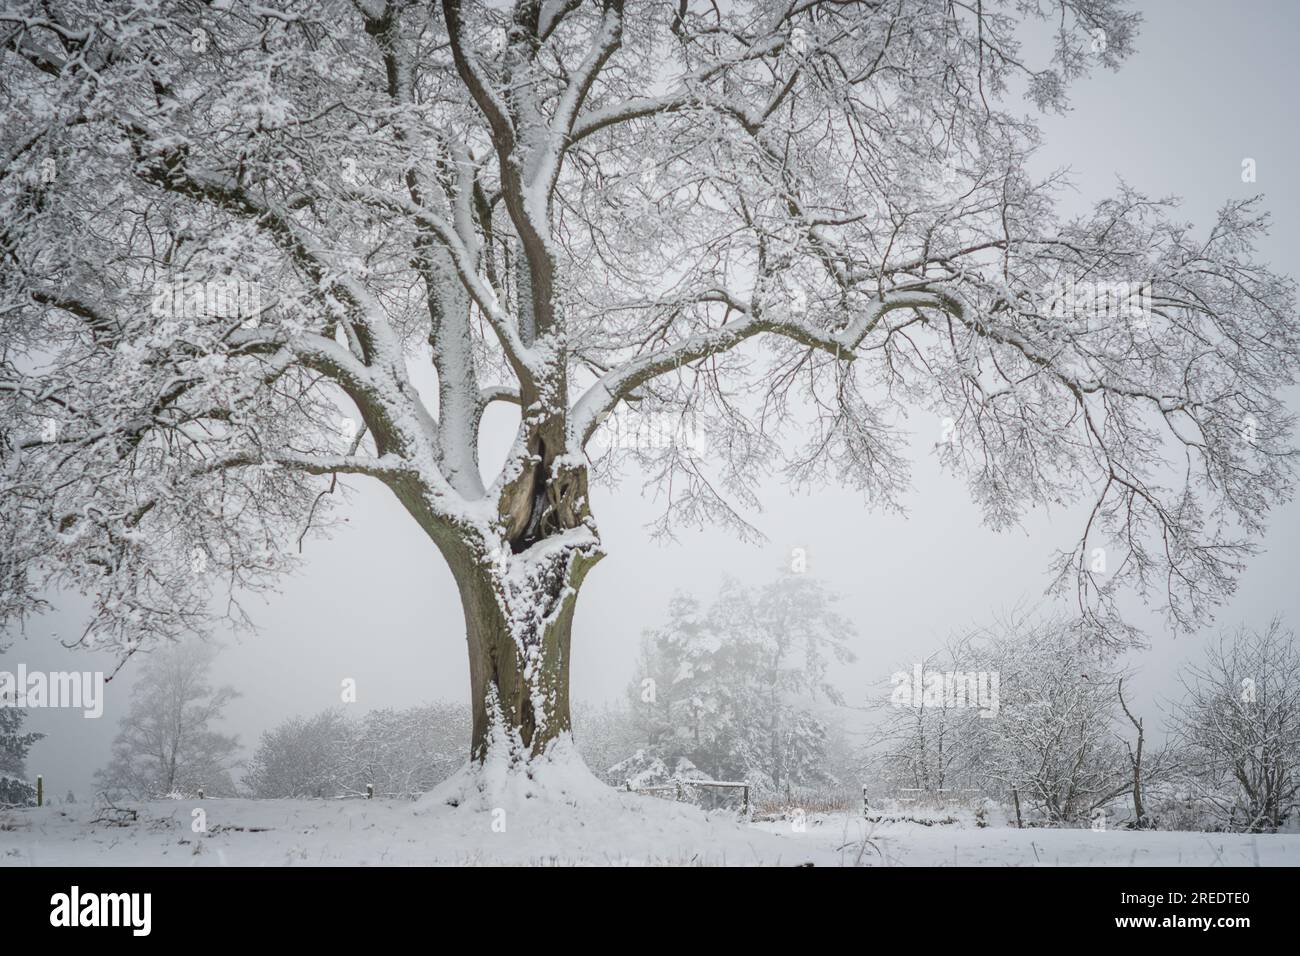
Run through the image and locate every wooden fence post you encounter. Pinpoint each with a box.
[366,783,374,800]
[36,775,43,807]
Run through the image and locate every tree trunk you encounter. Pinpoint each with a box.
[452,544,597,762]
[403,416,603,771]
[1118,679,1146,828]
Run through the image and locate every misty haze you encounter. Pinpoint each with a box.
[2,0,1299,888]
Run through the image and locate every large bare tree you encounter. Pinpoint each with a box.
[2,0,1296,782]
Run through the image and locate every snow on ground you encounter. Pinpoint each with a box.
[750,813,1299,867]
[1,794,823,867]
[3,797,1297,866]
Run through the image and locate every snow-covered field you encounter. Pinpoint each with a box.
[4,795,1297,867]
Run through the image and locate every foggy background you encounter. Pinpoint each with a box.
[7,0,1299,798]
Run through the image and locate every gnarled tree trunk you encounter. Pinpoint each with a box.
[425,435,602,765]
[451,534,602,762]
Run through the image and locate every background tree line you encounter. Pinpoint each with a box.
[14,580,1297,834]
[867,616,1300,833]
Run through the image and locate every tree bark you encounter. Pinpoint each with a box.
[408,429,603,767]
[451,540,601,763]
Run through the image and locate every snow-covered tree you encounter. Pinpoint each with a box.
[347,703,471,796]
[571,699,639,781]
[246,702,470,798]
[734,574,855,794]
[1115,675,1176,829]
[869,619,1182,825]
[630,574,852,793]
[245,708,353,799]
[3,1,1297,790]
[0,639,44,807]
[95,640,240,799]
[0,707,41,807]
[1171,620,1300,832]
[0,704,43,808]
[970,619,1131,824]
[867,641,984,797]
